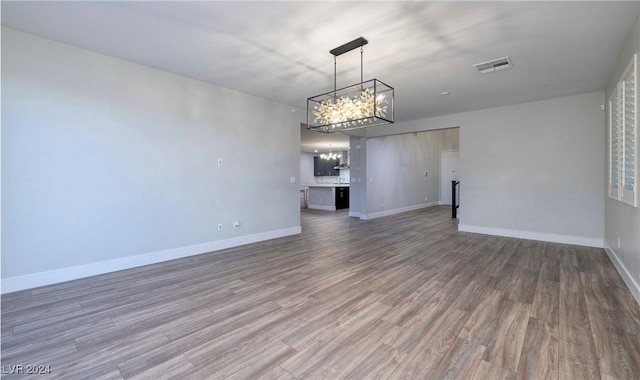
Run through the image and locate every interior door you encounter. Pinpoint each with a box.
[441,151,460,205]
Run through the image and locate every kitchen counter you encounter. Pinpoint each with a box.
[306,185,349,210]
[306,184,350,188]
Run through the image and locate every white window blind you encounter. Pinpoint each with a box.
[609,87,620,196]
[622,57,637,205]
[609,54,637,207]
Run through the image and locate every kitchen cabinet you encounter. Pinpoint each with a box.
[335,186,349,210]
[313,157,340,176]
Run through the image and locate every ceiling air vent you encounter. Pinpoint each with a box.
[473,56,513,74]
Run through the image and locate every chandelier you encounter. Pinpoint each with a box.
[320,146,341,160]
[307,37,394,133]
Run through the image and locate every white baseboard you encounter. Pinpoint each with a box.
[308,205,336,211]
[1,226,301,294]
[604,242,640,306]
[457,224,604,248]
[360,202,439,220]
[348,211,361,218]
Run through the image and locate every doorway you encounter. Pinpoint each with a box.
[440,150,459,205]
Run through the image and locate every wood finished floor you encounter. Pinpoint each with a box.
[2,206,640,379]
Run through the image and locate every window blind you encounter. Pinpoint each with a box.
[610,54,637,207]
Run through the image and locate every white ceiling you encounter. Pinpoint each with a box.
[2,1,639,153]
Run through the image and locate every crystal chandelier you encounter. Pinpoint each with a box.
[320,145,341,160]
[307,37,394,133]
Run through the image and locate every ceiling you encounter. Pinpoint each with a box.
[2,1,639,153]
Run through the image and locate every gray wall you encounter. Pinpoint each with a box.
[365,129,458,216]
[349,137,367,217]
[459,92,604,244]
[2,28,303,285]
[348,129,458,218]
[355,92,605,244]
[604,16,640,301]
[300,152,315,186]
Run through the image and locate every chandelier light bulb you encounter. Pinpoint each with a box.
[319,145,341,160]
[312,89,388,129]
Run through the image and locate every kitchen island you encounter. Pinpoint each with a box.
[306,184,350,211]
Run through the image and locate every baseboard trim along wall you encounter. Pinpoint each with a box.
[604,242,640,306]
[348,211,361,218]
[308,205,336,211]
[457,224,604,248]
[1,226,302,294]
[360,202,439,220]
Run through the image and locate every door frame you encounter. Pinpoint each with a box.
[440,150,460,205]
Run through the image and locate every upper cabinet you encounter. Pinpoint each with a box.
[313,157,340,176]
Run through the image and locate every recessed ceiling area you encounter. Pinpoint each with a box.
[2,1,639,154]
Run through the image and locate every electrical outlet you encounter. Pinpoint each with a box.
[617,238,621,249]
[380,202,384,208]
[425,197,428,202]
[217,223,223,231]
[233,221,239,229]
[217,158,223,166]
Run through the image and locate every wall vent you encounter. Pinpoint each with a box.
[473,56,513,74]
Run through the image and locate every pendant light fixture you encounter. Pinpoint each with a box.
[307,37,394,133]
[320,145,341,160]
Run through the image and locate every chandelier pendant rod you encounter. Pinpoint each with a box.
[307,36,393,133]
[330,37,368,94]
[361,46,364,90]
[334,56,337,100]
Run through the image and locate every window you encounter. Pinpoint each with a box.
[609,54,637,207]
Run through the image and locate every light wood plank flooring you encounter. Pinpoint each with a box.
[2,206,639,379]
